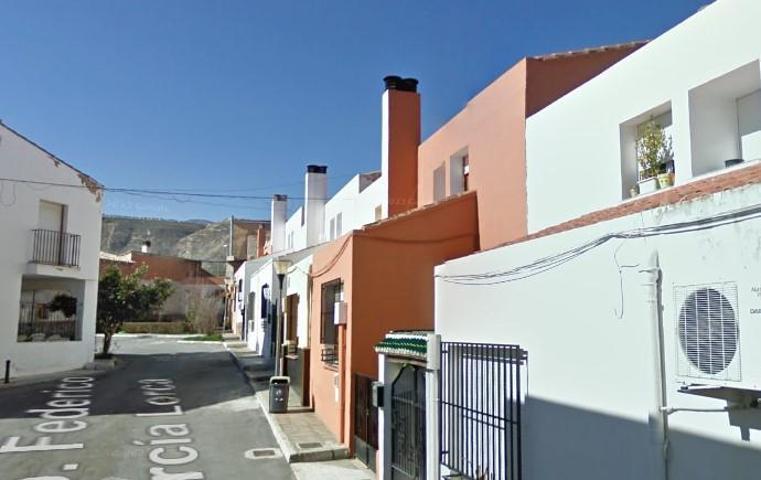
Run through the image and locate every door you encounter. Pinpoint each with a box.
[391,365,426,480]
[354,374,378,471]
[38,201,65,264]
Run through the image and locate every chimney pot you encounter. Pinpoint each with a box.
[306,165,328,174]
[384,75,418,93]
[273,193,287,202]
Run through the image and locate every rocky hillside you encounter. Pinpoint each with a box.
[100,216,208,256]
[101,216,232,274]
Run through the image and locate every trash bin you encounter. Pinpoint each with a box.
[269,376,290,413]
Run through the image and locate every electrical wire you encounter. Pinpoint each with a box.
[437,201,761,286]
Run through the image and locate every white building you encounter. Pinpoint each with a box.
[431,1,761,478]
[0,121,102,377]
[526,0,761,233]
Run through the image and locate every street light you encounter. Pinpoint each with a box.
[273,258,292,376]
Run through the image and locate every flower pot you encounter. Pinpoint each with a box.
[638,177,659,194]
[657,172,674,189]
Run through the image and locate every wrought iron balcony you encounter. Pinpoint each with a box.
[30,229,81,268]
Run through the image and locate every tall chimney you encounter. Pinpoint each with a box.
[382,75,420,217]
[270,194,288,253]
[304,165,328,246]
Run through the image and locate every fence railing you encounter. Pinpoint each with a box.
[440,342,526,480]
[30,229,81,268]
[17,303,77,341]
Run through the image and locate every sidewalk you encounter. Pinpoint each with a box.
[224,337,373,478]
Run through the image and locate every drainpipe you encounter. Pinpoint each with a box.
[641,250,669,480]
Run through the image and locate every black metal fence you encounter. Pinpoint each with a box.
[17,303,77,341]
[440,342,526,480]
[391,365,426,480]
[31,229,81,268]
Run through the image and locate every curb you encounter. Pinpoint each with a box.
[255,390,350,463]
[223,342,348,463]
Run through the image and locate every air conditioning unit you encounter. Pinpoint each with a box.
[672,281,760,394]
[334,301,347,325]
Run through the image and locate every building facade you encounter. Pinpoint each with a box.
[429,1,761,479]
[0,122,102,377]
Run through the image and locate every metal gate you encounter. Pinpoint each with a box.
[440,342,526,480]
[391,365,426,480]
[354,374,378,471]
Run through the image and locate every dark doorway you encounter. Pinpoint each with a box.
[354,374,378,471]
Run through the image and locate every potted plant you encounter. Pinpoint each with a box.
[48,293,78,318]
[636,120,674,193]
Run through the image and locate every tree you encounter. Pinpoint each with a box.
[97,265,173,356]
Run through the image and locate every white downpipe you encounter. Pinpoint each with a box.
[642,250,669,480]
[426,333,441,480]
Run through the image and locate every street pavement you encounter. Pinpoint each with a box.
[0,335,294,479]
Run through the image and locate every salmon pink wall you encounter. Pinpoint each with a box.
[309,235,355,442]
[309,192,479,450]
[418,60,528,251]
[417,44,644,251]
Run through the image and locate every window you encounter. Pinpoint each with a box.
[462,155,470,191]
[261,284,270,319]
[320,280,343,364]
[336,213,343,237]
[374,205,382,221]
[689,60,761,176]
[619,103,673,199]
[330,218,336,241]
[448,149,469,196]
[433,163,446,202]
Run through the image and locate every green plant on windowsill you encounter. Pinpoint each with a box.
[636,119,674,193]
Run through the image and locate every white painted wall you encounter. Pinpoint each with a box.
[323,172,384,241]
[526,0,761,232]
[284,207,307,252]
[285,253,313,350]
[435,182,761,479]
[0,123,102,377]
[247,259,276,355]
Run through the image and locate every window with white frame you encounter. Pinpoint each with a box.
[619,103,674,199]
[689,60,761,176]
[448,148,469,196]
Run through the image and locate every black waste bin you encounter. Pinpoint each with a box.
[269,376,290,413]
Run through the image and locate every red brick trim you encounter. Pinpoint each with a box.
[501,163,761,250]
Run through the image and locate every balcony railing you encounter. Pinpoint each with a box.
[31,229,81,268]
[321,343,339,365]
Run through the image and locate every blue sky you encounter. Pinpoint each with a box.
[0,0,706,221]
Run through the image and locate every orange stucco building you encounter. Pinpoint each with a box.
[417,42,646,250]
[306,43,646,468]
[308,192,479,450]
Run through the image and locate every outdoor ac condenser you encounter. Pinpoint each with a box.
[672,279,761,396]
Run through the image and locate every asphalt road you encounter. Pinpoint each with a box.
[0,335,294,479]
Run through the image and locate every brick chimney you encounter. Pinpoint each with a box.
[304,165,328,246]
[270,194,287,253]
[382,75,420,217]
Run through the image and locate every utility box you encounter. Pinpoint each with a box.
[269,376,290,413]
